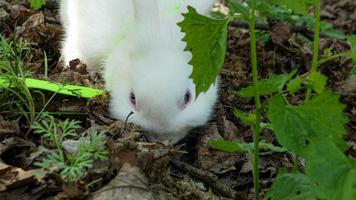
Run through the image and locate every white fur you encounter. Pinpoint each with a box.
[61,0,218,143]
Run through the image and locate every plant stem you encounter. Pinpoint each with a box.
[35,87,63,122]
[292,153,299,172]
[311,1,321,72]
[306,0,321,101]
[53,124,65,162]
[249,0,261,199]
[319,51,352,66]
[44,50,48,78]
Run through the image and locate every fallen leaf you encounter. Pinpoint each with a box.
[0,119,20,135]
[270,22,292,44]
[90,163,172,200]
[197,124,242,174]
[0,162,36,192]
[16,12,44,37]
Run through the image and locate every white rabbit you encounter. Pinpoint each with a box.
[60,0,218,143]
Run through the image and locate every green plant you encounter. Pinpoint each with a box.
[0,35,36,122]
[178,7,230,95]
[180,0,356,199]
[228,0,347,41]
[29,0,47,10]
[305,0,321,100]
[347,35,356,74]
[248,0,262,197]
[0,34,104,124]
[32,113,108,182]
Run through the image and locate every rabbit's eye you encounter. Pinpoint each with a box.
[184,89,192,106]
[130,91,136,107]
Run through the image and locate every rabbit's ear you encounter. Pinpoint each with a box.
[133,0,160,24]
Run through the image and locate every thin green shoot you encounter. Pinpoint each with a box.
[248,0,262,199]
[44,50,48,78]
[306,0,321,100]
[0,35,36,122]
[34,87,63,124]
[319,51,353,66]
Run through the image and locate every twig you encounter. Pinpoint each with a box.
[335,92,356,97]
[0,128,17,134]
[112,111,134,140]
[230,20,333,40]
[170,158,243,199]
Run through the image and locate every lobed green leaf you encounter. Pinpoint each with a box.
[227,0,250,19]
[271,0,309,15]
[267,91,348,154]
[306,71,327,94]
[347,35,356,64]
[303,138,356,200]
[178,6,230,96]
[234,109,256,125]
[265,171,318,200]
[237,71,296,97]
[287,76,302,93]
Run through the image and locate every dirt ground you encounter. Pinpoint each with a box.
[0,0,355,199]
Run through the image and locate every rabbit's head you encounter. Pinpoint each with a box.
[104,37,218,143]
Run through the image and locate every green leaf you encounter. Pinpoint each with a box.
[319,21,346,40]
[259,141,288,153]
[178,6,230,96]
[227,0,250,19]
[267,92,348,154]
[265,172,318,200]
[304,0,318,4]
[264,5,294,22]
[209,139,250,153]
[260,122,274,130]
[0,77,104,98]
[29,0,47,9]
[237,71,296,97]
[271,0,309,15]
[234,109,256,125]
[347,35,356,64]
[256,30,271,45]
[303,138,356,200]
[287,76,302,93]
[306,72,327,94]
[351,66,356,75]
[322,28,346,40]
[209,139,287,153]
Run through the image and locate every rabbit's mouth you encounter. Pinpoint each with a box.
[140,126,191,144]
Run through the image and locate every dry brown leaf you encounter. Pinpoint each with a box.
[343,74,356,93]
[0,162,35,192]
[197,124,242,174]
[270,22,292,44]
[91,163,173,200]
[0,119,20,135]
[16,12,44,37]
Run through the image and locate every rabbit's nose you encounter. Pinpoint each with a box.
[143,111,170,130]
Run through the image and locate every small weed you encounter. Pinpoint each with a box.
[0,35,35,123]
[32,113,109,182]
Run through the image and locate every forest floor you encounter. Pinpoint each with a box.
[0,0,355,199]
